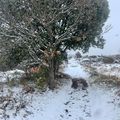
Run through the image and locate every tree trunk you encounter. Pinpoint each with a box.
[48,58,56,90]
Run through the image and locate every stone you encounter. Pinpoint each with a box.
[102,56,114,64]
[75,52,82,59]
[71,78,88,90]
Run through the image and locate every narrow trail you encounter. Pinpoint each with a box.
[26,58,120,120]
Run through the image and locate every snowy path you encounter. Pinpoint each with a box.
[0,58,120,120]
[64,58,89,79]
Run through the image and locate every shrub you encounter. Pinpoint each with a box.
[31,66,49,90]
[102,56,114,64]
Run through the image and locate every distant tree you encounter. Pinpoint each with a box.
[0,0,109,89]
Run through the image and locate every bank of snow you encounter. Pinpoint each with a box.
[94,64,120,79]
[80,56,120,80]
[0,69,25,83]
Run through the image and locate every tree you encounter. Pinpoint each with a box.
[0,0,109,89]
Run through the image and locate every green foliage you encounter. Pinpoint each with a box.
[0,56,7,71]
[0,0,109,89]
[7,78,17,87]
[0,0,109,54]
[31,66,49,90]
[6,44,29,68]
[36,77,47,90]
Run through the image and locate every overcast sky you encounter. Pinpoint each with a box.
[88,0,120,55]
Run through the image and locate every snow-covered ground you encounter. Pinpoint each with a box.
[92,63,120,79]
[0,69,25,83]
[0,56,120,120]
[64,58,89,79]
[80,55,120,80]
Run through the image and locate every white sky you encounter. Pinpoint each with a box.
[88,0,120,55]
